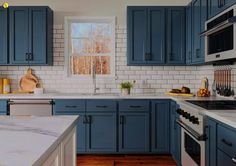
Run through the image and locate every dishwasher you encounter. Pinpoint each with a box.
[8,99,53,116]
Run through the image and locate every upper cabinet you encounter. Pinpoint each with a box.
[1,6,53,66]
[0,7,8,64]
[166,7,185,65]
[208,0,236,18]
[127,6,185,66]
[185,0,207,65]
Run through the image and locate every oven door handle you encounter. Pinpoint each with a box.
[176,119,206,141]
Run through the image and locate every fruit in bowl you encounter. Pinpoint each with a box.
[197,88,210,97]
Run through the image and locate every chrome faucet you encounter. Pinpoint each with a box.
[92,62,99,95]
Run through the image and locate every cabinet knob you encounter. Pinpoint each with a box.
[25,53,29,61]
[28,53,33,61]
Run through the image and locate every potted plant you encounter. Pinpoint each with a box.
[120,81,135,95]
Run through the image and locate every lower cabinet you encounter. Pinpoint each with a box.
[151,100,170,153]
[53,99,174,155]
[170,101,181,165]
[206,117,236,166]
[86,112,117,153]
[119,112,150,153]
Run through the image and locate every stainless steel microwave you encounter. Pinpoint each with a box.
[203,4,236,63]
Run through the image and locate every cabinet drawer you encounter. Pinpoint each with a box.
[53,100,85,113]
[217,124,236,157]
[217,149,236,166]
[86,100,117,112]
[119,100,150,112]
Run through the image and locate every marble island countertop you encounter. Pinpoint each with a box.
[0,115,79,166]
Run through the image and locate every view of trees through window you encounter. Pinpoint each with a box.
[70,22,113,75]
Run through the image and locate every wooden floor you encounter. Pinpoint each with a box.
[77,155,177,166]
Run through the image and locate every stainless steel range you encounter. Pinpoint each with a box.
[178,100,236,166]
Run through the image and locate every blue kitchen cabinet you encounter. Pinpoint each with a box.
[0,7,8,64]
[208,0,236,19]
[53,99,86,153]
[170,101,181,165]
[127,7,165,65]
[0,100,8,115]
[151,100,170,153]
[205,118,217,166]
[186,3,192,64]
[119,112,150,153]
[86,112,117,153]
[192,0,207,64]
[9,6,53,65]
[166,7,186,65]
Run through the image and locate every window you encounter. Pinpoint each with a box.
[65,17,116,78]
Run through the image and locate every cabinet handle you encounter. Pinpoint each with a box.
[169,53,174,61]
[144,53,151,61]
[83,116,87,124]
[221,139,233,147]
[25,53,29,61]
[28,53,33,61]
[120,115,124,124]
[65,105,77,108]
[196,49,200,58]
[232,158,236,164]
[87,115,92,124]
[129,105,142,108]
[96,105,108,108]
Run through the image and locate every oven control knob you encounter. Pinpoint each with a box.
[183,112,190,119]
[190,116,199,124]
[176,109,184,115]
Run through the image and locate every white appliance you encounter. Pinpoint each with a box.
[176,101,206,166]
[9,99,53,116]
[203,4,236,63]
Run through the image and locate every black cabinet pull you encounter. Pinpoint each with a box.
[25,53,29,61]
[120,115,124,124]
[221,139,233,147]
[96,105,108,108]
[169,53,174,61]
[144,53,151,61]
[129,105,142,108]
[83,116,87,124]
[65,105,77,108]
[87,115,92,124]
[28,53,33,61]
[196,49,200,58]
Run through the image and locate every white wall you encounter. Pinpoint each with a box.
[3,0,191,24]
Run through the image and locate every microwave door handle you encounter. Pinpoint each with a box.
[176,119,206,141]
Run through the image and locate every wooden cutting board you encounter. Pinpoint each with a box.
[19,68,39,93]
[165,92,195,97]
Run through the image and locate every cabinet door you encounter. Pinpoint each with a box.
[205,118,217,166]
[208,0,221,18]
[217,149,235,166]
[28,7,47,64]
[186,3,192,64]
[192,0,207,64]
[166,7,185,64]
[53,112,86,153]
[146,7,165,64]
[9,7,29,64]
[0,8,8,64]
[151,100,170,153]
[86,113,117,153]
[127,7,147,65]
[119,112,149,152]
[0,100,8,115]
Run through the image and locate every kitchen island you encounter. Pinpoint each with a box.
[0,115,79,166]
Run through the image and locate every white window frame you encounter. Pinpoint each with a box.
[64,16,116,79]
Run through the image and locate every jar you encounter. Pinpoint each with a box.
[3,78,10,94]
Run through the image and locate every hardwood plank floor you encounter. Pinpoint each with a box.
[77,155,177,166]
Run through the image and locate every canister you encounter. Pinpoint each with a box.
[3,78,10,94]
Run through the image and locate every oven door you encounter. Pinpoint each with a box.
[181,127,205,166]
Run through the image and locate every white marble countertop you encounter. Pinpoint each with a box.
[0,115,79,166]
[0,92,235,128]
